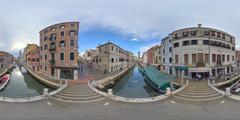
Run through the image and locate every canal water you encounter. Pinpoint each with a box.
[0,66,54,98]
[109,65,159,98]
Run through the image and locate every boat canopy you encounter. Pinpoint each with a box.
[144,65,176,90]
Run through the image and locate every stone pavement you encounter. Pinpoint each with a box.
[173,80,224,101]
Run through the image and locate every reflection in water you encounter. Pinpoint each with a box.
[0,66,54,98]
[109,65,159,98]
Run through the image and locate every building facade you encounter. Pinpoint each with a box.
[39,22,79,80]
[29,46,40,72]
[161,37,173,75]
[161,24,236,80]
[83,49,97,64]
[92,42,134,73]
[0,51,14,70]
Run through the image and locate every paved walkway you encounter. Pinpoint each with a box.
[173,80,224,101]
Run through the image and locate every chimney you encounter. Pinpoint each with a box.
[198,24,202,28]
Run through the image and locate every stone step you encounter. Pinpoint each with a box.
[62,88,93,93]
[53,94,103,101]
[176,92,220,99]
[50,96,106,103]
[179,90,217,95]
[173,94,224,101]
[60,90,96,95]
[181,88,215,93]
[57,91,99,97]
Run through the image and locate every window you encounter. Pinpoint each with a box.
[44,54,47,60]
[44,36,48,41]
[60,40,65,47]
[211,31,215,37]
[222,34,226,39]
[191,40,198,45]
[60,31,64,36]
[212,54,216,62]
[69,30,76,36]
[169,57,172,63]
[111,46,114,51]
[111,58,114,63]
[232,55,235,61]
[222,55,225,62]
[60,53,64,60]
[45,66,47,71]
[71,24,75,27]
[44,44,48,50]
[182,31,189,37]
[174,42,179,48]
[191,31,197,36]
[60,25,65,29]
[192,54,196,63]
[169,47,172,52]
[232,46,235,51]
[70,52,74,61]
[50,34,56,41]
[205,54,209,62]
[70,40,75,46]
[175,55,178,64]
[51,27,56,31]
[174,34,178,39]
[217,32,221,38]
[182,41,190,46]
[184,54,188,65]
[163,58,165,64]
[227,55,230,61]
[203,40,209,45]
[204,31,210,36]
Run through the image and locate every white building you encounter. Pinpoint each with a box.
[161,24,236,80]
[161,37,173,75]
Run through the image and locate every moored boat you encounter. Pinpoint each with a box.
[0,74,10,91]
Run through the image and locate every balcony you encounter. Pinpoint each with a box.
[49,47,56,51]
[195,62,206,67]
[216,61,222,67]
[49,60,56,66]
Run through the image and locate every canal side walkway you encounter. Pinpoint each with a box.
[173,80,224,101]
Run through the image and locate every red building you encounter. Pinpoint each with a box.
[146,45,159,65]
[29,47,40,72]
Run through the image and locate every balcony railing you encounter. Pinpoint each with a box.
[49,60,56,66]
[195,62,206,67]
[49,47,56,51]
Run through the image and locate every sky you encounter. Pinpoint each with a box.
[0,0,240,56]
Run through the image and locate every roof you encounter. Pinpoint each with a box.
[144,65,175,87]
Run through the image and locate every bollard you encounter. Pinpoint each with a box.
[225,87,231,96]
[43,88,49,97]
[165,87,171,96]
[108,89,113,96]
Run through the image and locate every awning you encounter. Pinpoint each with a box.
[174,66,188,71]
[188,67,211,72]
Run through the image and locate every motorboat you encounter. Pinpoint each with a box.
[0,74,10,91]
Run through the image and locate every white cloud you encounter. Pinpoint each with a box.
[1,0,240,55]
[139,42,159,54]
[131,38,140,42]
